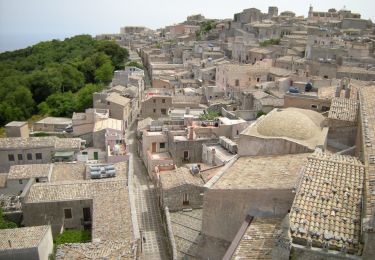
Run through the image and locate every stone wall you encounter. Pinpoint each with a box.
[162,185,205,211]
[22,199,93,237]
[202,189,295,243]
[238,135,313,156]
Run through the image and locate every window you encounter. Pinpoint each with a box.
[8,154,15,162]
[160,143,166,149]
[311,104,318,109]
[27,153,32,160]
[82,151,88,155]
[162,99,165,103]
[257,77,260,83]
[183,193,189,205]
[153,99,156,103]
[183,150,189,160]
[161,109,167,115]
[64,208,72,219]
[19,180,23,184]
[36,153,42,160]
[235,79,239,86]
[17,154,23,161]
[153,109,156,113]
[107,101,110,105]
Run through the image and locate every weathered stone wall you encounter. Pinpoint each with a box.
[238,135,313,156]
[202,188,295,248]
[328,126,357,148]
[163,185,205,211]
[22,199,93,237]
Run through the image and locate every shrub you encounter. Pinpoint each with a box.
[54,230,91,245]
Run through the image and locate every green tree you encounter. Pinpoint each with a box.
[60,64,85,92]
[75,83,104,111]
[0,34,129,126]
[0,208,17,229]
[28,68,62,103]
[125,61,143,69]
[95,61,113,83]
[96,41,129,69]
[38,92,77,117]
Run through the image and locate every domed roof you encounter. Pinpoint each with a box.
[256,108,324,140]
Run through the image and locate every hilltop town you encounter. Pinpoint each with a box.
[1,5,375,260]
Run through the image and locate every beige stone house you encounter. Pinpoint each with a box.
[5,121,29,138]
[200,153,309,259]
[93,92,132,128]
[158,167,205,211]
[238,108,328,156]
[0,225,53,260]
[0,137,84,171]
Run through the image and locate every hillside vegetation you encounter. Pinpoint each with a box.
[0,35,128,126]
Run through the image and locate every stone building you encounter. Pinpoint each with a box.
[21,174,135,259]
[5,121,29,138]
[0,225,53,260]
[1,164,52,195]
[140,92,172,119]
[199,153,309,259]
[32,117,72,133]
[0,137,84,172]
[327,97,359,150]
[216,60,272,97]
[238,108,328,156]
[290,152,364,258]
[93,92,132,128]
[158,167,204,211]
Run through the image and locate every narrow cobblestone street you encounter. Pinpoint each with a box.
[126,122,169,260]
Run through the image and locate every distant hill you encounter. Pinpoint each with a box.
[0,35,128,126]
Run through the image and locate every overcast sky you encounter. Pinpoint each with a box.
[0,0,374,51]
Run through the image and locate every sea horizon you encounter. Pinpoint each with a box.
[0,32,93,53]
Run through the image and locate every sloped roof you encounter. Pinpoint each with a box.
[160,167,204,190]
[290,152,364,254]
[0,226,50,250]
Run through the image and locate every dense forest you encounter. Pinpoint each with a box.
[0,35,128,126]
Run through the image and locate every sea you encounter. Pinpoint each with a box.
[0,33,81,53]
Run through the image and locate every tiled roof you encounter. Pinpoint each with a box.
[26,178,134,258]
[25,179,124,203]
[160,167,204,190]
[328,98,359,122]
[290,152,364,254]
[106,92,131,105]
[232,218,282,259]
[8,164,52,180]
[170,210,203,259]
[213,153,309,190]
[0,136,81,150]
[359,86,375,226]
[50,163,86,182]
[0,225,50,250]
[5,121,27,127]
[35,117,72,125]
